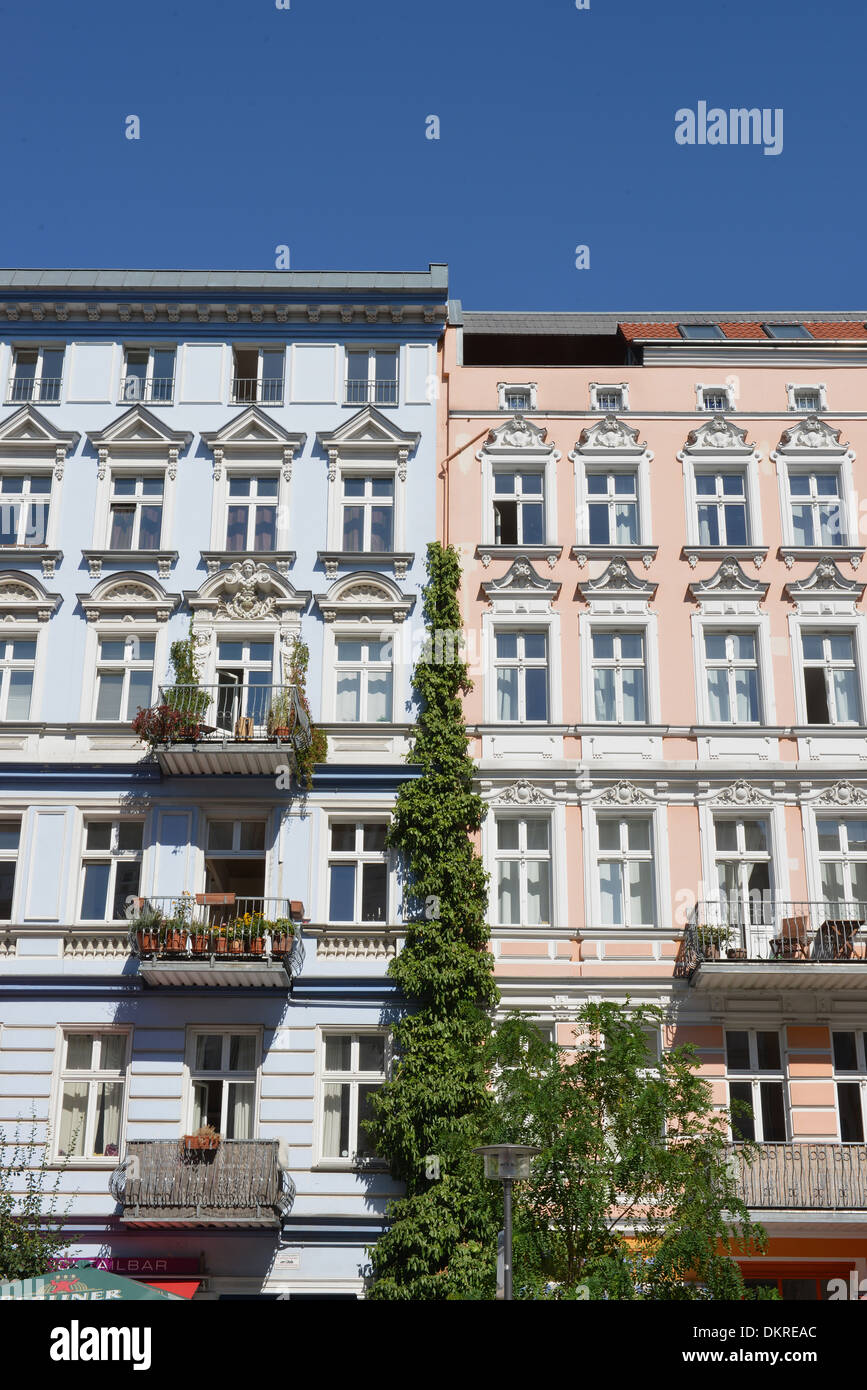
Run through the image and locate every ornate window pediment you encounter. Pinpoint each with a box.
[784,559,865,604]
[678,416,755,457]
[577,557,657,602]
[689,556,769,603]
[314,572,413,623]
[812,780,867,807]
[187,560,311,623]
[484,779,559,806]
[201,407,305,479]
[77,571,181,623]
[0,404,79,477]
[317,405,420,473]
[482,557,561,603]
[0,569,61,622]
[87,406,192,478]
[574,415,645,455]
[480,415,554,453]
[704,779,775,807]
[773,415,849,456]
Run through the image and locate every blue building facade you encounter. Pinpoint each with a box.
[0,266,447,1298]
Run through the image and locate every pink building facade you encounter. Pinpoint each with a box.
[440,308,867,1297]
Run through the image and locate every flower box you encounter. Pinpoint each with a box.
[182,1134,220,1152]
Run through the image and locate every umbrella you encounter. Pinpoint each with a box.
[0,1260,182,1300]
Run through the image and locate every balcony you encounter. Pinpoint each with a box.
[230,377,284,406]
[6,376,62,403]
[119,375,175,404]
[110,1139,295,1227]
[344,378,398,406]
[678,899,867,990]
[728,1143,867,1211]
[131,895,305,988]
[137,682,311,774]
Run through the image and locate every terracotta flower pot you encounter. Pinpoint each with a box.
[271,935,288,953]
[182,1135,220,1151]
[192,936,210,954]
[215,938,227,954]
[164,930,185,952]
[271,725,290,739]
[229,939,244,954]
[138,930,158,953]
[249,937,263,955]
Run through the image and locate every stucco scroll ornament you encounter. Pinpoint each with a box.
[495,779,554,805]
[597,780,650,806]
[218,559,276,620]
[499,418,541,448]
[712,779,768,806]
[815,780,867,807]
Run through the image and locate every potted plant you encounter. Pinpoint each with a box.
[266,688,294,740]
[182,1124,221,1152]
[132,905,163,954]
[163,892,194,952]
[697,923,731,959]
[267,918,294,954]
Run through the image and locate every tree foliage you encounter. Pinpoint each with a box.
[365,543,501,1299]
[0,1118,70,1282]
[486,1003,774,1300]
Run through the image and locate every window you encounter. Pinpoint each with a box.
[801,631,861,725]
[493,470,545,545]
[94,635,154,721]
[7,347,64,403]
[597,817,654,927]
[591,631,646,722]
[205,819,266,898]
[714,817,771,923]
[832,1032,867,1143]
[80,821,143,922]
[694,471,748,545]
[595,388,623,412]
[319,1032,387,1162]
[788,470,844,546]
[328,822,389,924]
[0,820,19,919]
[0,473,51,546]
[494,630,548,722]
[341,476,394,552]
[189,1032,259,1139]
[586,470,639,545]
[793,388,821,413]
[497,382,537,412]
[764,323,811,339]
[120,348,175,404]
[335,637,393,721]
[703,630,760,723]
[495,816,551,926]
[108,475,163,550]
[231,347,284,405]
[0,636,35,719]
[225,474,278,552]
[215,639,274,730]
[345,348,398,406]
[679,324,723,340]
[701,388,730,412]
[57,1032,127,1160]
[726,1030,787,1142]
[817,818,867,908]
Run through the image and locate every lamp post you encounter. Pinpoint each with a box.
[473,1144,540,1301]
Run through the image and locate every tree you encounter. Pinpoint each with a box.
[486,1003,773,1300]
[0,1117,70,1282]
[364,543,501,1300]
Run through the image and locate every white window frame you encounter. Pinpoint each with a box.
[783,464,849,548]
[325,817,393,926]
[343,346,399,407]
[491,627,550,724]
[589,381,629,412]
[322,618,404,725]
[497,382,537,412]
[223,471,283,553]
[695,383,734,412]
[725,1028,788,1143]
[91,630,158,723]
[78,817,144,923]
[698,797,790,908]
[106,471,166,551]
[576,459,651,549]
[482,612,562,725]
[338,472,396,553]
[700,627,762,725]
[775,447,856,552]
[230,346,286,406]
[586,625,650,725]
[333,632,394,724]
[52,1028,130,1164]
[580,614,660,725]
[791,617,867,727]
[184,1028,262,1138]
[0,816,21,921]
[786,382,827,413]
[686,464,754,548]
[592,813,657,928]
[0,630,38,721]
[492,813,553,927]
[209,460,291,554]
[326,457,406,553]
[831,1030,867,1143]
[491,465,547,546]
[710,812,774,920]
[314,1028,390,1168]
[583,802,669,932]
[7,345,65,404]
[118,346,177,405]
[92,457,178,554]
[0,468,54,548]
[693,615,774,727]
[814,816,867,906]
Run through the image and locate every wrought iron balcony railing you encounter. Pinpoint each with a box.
[344,378,398,406]
[146,683,311,748]
[677,899,867,977]
[119,375,175,403]
[230,377,284,405]
[110,1139,295,1226]
[728,1143,867,1210]
[7,376,62,403]
[130,894,303,960]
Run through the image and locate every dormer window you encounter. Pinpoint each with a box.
[700,388,731,412]
[679,324,723,340]
[589,382,628,413]
[497,382,537,412]
[786,383,827,413]
[764,323,811,339]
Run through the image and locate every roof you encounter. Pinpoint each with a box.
[0,265,449,294]
[455,306,867,337]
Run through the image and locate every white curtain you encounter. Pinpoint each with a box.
[497,861,519,925]
[227,1083,253,1140]
[336,672,360,721]
[93,1082,122,1155]
[706,669,729,722]
[322,1083,349,1158]
[496,670,518,721]
[367,672,392,722]
[526,861,550,925]
[594,669,615,720]
[599,862,622,926]
[59,1083,88,1157]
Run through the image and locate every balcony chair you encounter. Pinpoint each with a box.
[814,918,862,960]
[770,914,810,961]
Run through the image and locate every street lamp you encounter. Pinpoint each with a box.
[473,1144,540,1301]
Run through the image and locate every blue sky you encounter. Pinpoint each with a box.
[0,0,862,310]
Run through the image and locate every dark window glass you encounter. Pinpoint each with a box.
[756,1032,781,1071]
[838,1083,864,1142]
[729,1081,755,1141]
[725,1030,751,1070]
[361,862,387,921]
[833,1031,858,1071]
[760,1081,787,1141]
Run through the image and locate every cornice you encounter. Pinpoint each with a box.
[0,300,448,328]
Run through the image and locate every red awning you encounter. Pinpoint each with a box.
[142,1280,201,1299]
